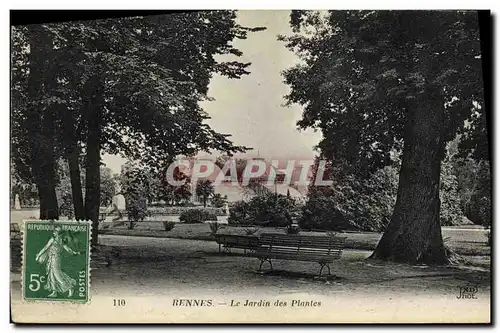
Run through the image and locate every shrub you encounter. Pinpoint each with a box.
[229,193,298,227]
[125,195,148,230]
[162,221,176,231]
[211,193,227,208]
[208,222,221,236]
[299,164,398,232]
[179,208,218,224]
[228,201,249,225]
[58,193,74,219]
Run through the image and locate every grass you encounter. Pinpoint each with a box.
[97,222,491,256]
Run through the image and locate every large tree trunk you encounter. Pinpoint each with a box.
[39,104,59,219]
[63,106,85,220]
[369,87,448,265]
[25,25,59,220]
[83,72,104,246]
[68,149,85,219]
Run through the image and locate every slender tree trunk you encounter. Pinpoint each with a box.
[83,71,104,246]
[25,25,59,220]
[369,86,448,265]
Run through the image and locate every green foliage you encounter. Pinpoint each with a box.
[10,163,39,207]
[228,201,249,225]
[119,161,150,199]
[196,179,215,207]
[229,193,297,227]
[11,13,264,222]
[282,11,487,240]
[126,196,148,225]
[162,221,176,231]
[54,160,117,214]
[58,192,74,219]
[119,161,150,226]
[208,222,221,236]
[100,167,117,207]
[281,11,483,174]
[301,152,466,231]
[158,164,192,205]
[55,160,75,218]
[300,159,398,232]
[215,155,248,182]
[439,151,464,226]
[211,193,227,208]
[179,208,218,224]
[463,161,491,227]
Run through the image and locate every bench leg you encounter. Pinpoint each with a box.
[258,258,273,272]
[319,263,331,276]
[222,246,231,254]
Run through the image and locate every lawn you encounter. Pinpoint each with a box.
[10,208,490,257]
[96,221,491,256]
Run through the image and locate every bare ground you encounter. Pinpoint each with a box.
[14,235,490,296]
[10,210,491,323]
[10,235,491,323]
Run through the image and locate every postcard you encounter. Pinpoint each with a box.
[10,9,491,324]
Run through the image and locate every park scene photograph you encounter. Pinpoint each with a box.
[10,10,491,323]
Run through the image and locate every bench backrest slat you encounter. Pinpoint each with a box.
[259,233,346,250]
[215,234,259,246]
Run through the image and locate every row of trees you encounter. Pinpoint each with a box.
[12,12,264,245]
[282,10,489,264]
[11,160,117,213]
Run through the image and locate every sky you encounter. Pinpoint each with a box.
[102,10,322,174]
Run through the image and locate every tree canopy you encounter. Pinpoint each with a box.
[11,12,265,244]
[281,10,488,264]
[281,11,485,174]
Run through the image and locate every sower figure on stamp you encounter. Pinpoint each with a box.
[35,226,81,297]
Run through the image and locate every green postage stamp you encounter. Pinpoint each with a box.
[22,220,92,303]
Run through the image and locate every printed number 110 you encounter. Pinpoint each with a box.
[113,299,126,307]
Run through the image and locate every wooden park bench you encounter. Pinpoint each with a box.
[253,233,347,276]
[215,234,260,254]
